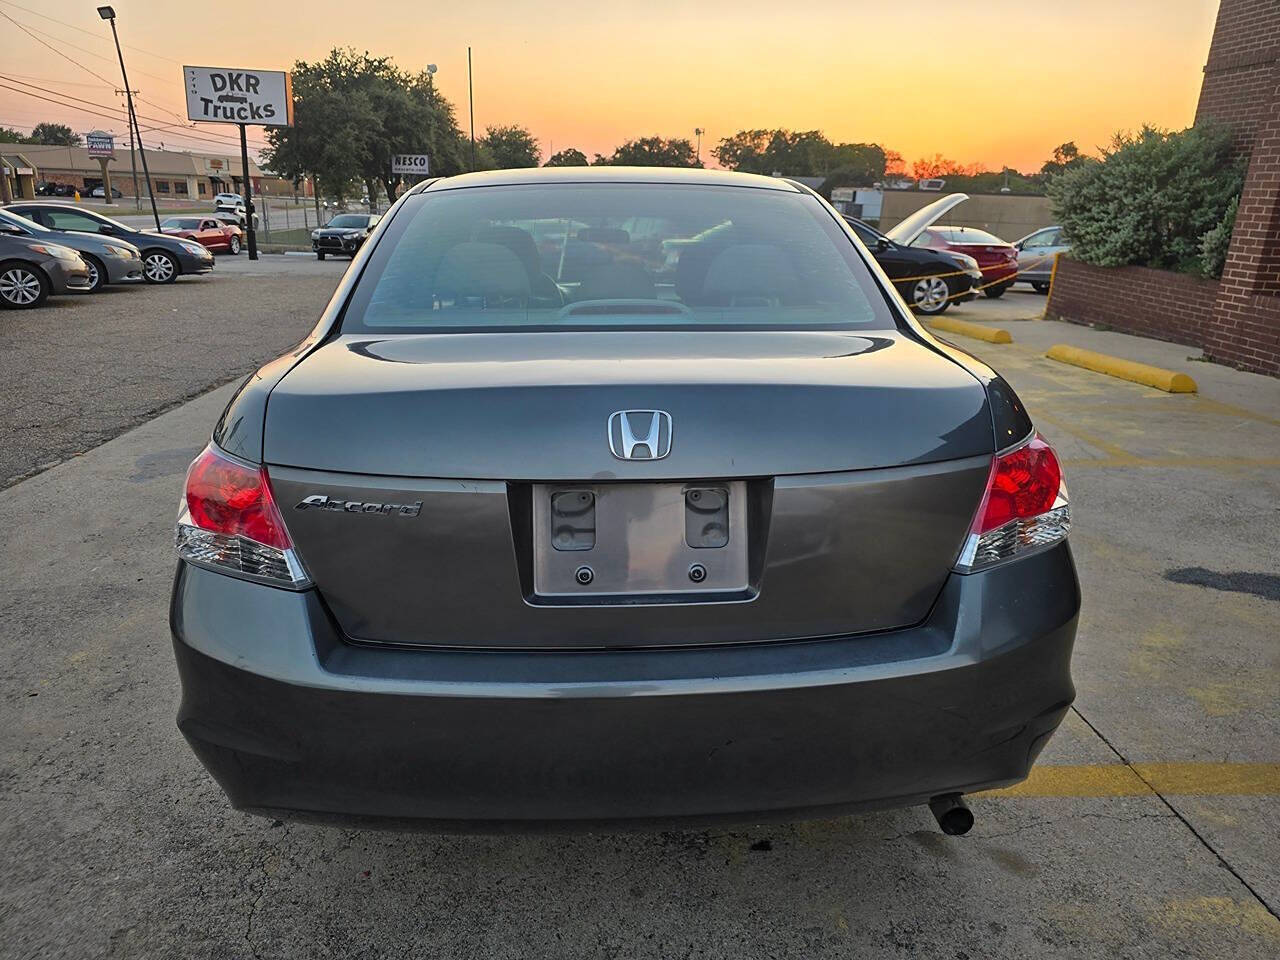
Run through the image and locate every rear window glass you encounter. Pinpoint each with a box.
[163,218,202,229]
[934,226,1004,245]
[341,183,895,333]
[327,215,370,228]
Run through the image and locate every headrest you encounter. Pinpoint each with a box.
[473,225,540,279]
[702,244,798,299]
[435,242,531,301]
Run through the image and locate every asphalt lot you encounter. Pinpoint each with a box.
[1,272,1277,958]
[0,255,343,488]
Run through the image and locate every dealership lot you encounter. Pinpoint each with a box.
[0,268,1276,958]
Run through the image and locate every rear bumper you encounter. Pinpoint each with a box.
[171,542,1079,828]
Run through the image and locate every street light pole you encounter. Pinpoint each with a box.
[695,127,704,166]
[98,7,159,230]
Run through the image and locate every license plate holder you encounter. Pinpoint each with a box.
[531,481,748,599]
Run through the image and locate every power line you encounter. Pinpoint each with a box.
[6,10,179,87]
[0,82,271,153]
[0,9,116,86]
[0,0,183,65]
[0,76,270,150]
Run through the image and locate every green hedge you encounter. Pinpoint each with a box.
[1047,124,1245,278]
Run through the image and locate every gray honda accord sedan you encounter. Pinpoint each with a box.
[171,168,1078,833]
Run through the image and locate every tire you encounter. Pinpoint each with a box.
[316,251,326,261]
[907,275,951,315]
[142,250,178,284]
[1032,281,1051,294]
[228,235,241,255]
[82,254,106,293]
[984,281,1012,299]
[0,261,50,309]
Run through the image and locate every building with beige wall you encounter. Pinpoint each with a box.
[12,142,310,202]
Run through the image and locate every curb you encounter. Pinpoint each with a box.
[1045,345,1198,393]
[925,316,1013,343]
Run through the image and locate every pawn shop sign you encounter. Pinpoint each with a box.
[184,66,293,126]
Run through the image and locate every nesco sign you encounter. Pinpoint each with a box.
[391,154,430,175]
[184,66,294,126]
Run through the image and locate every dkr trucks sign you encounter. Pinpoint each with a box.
[184,66,293,126]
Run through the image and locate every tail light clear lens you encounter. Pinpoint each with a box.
[175,444,310,588]
[955,433,1070,572]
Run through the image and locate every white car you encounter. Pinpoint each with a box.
[212,192,243,208]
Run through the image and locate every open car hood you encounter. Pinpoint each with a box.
[885,193,970,247]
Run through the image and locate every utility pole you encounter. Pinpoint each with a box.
[239,123,258,260]
[116,89,140,208]
[695,127,704,166]
[99,7,159,229]
[468,47,476,172]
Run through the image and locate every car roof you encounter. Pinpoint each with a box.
[415,166,799,193]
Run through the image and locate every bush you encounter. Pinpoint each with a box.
[1199,195,1238,279]
[1047,124,1244,275]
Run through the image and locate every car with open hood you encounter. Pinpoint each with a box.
[5,202,215,284]
[885,194,1020,298]
[311,213,380,260]
[843,212,981,315]
[171,167,1078,834]
[0,207,141,292]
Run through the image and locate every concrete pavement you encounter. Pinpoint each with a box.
[1,273,1277,959]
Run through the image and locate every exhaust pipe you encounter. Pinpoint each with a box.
[928,794,974,836]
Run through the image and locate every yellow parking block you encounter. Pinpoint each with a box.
[1045,344,1198,393]
[980,763,1280,798]
[925,316,1013,343]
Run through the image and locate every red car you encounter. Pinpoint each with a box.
[159,217,242,255]
[911,225,1018,298]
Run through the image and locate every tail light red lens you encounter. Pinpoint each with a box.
[956,433,1070,572]
[185,445,291,549]
[175,445,309,587]
[975,436,1062,534]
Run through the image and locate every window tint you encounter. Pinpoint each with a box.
[45,210,103,232]
[164,218,202,230]
[844,219,880,246]
[328,214,369,228]
[343,184,894,333]
[1023,229,1056,248]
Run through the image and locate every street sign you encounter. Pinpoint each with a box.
[183,66,293,126]
[86,131,115,158]
[392,154,430,176]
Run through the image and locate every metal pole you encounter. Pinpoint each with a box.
[239,124,258,260]
[107,16,159,229]
[468,46,475,171]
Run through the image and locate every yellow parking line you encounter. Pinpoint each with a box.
[980,763,1280,798]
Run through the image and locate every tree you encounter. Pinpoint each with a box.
[711,129,887,182]
[0,126,26,143]
[1040,141,1085,178]
[544,147,588,167]
[28,122,80,146]
[595,136,701,167]
[264,49,468,207]
[910,154,983,180]
[480,125,540,168]
[1047,123,1245,276]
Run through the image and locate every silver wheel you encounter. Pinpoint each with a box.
[143,252,176,283]
[911,276,950,314]
[0,266,46,307]
[228,235,241,255]
[83,256,104,292]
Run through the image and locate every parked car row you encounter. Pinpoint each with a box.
[0,202,218,308]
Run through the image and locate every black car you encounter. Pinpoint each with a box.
[311,213,380,260]
[5,202,215,284]
[843,215,981,315]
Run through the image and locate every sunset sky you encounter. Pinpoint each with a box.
[1,0,1220,172]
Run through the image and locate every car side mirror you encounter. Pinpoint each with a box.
[0,223,23,235]
[876,237,892,252]
[100,224,115,234]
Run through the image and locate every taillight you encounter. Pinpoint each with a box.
[175,444,310,587]
[955,433,1070,572]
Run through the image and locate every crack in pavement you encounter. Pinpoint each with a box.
[244,821,291,959]
[1070,704,1280,921]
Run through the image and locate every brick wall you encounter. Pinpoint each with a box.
[1197,0,1280,376]
[1045,258,1221,348]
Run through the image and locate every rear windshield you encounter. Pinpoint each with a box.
[328,215,370,228]
[934,226,1004,245]
[341,183,895,333]
[163,218,201,229]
